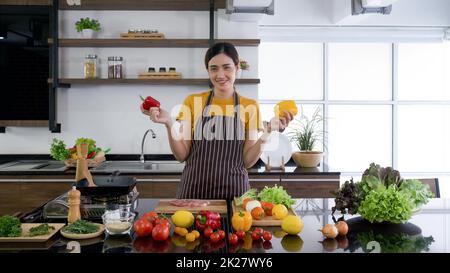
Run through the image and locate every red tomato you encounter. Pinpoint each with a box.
[229,233,239,245]
[262,231,272,241]
[261,201,274,216]
[251,230,262,241]
[210,232,220,243]
[235,230,245,240]
[154,218,170,227]
[217,230,225,240]
[251,207,265,220]
[204,227,213,238]
[142,211,158,225]
[133,218,153,237]
[152,224,170,241]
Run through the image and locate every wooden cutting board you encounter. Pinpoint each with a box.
[155,199,227,214]
[232,200,297,226]
[0,223,65,243]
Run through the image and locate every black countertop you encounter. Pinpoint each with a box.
[0,154,340,176]
[3,198,448,254]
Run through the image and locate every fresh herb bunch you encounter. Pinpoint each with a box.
[0,215,22,237]
[75,17,101,32]
[28,224,55,237]
[288,107,326,151]
[62,220,99,234]
[50,138,70,161]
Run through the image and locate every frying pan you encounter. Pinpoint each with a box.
[76,174,136,197]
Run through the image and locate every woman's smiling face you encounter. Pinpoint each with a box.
[207,53,239,92]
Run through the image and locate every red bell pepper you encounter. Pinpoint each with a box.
[195,210,221,231]
[140,95,160,110]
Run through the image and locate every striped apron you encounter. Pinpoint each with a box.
[177,91,249,200]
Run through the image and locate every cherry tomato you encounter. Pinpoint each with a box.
[210,232,220,243]
[217,230,225,240]
[262,231,272,241]
[251,230,262,240]
[229,233,239,245]
[133,218,153,237]
[204,227,213,238]
[235,230,245,240]
[254,227,264,234]
[152,224,170,241]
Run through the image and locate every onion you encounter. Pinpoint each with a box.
[245,200,262,213]
[319,224,338,239]
[335,221,348,236]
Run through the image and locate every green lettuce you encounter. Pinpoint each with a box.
[257,185,296,209]
[399,179,435,208]
[358,185,413,224]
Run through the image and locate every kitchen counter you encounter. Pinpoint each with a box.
[3,198,449,254]
[0,155,341,215]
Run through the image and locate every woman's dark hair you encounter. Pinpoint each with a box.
[204,42,239,69]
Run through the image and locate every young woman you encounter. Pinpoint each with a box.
[141,42,292,199]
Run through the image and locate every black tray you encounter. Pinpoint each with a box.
[76,175,136,197]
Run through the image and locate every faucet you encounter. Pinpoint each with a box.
[140,129,156,163]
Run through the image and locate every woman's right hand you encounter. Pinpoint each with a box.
[140,105,171,126]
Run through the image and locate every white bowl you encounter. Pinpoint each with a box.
[102,210,135,236]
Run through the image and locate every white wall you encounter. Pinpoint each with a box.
[0,10,259,154]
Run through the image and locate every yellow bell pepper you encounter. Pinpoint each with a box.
[274,100,298,118]
[231,211,252,232]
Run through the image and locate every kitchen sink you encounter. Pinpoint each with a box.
[0,160,68,172]
[91,161,185,173]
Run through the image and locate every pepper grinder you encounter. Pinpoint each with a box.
[67,186,81,223]
[75,142,95,187]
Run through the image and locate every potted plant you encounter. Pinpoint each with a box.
[237,58,249,78]
[75,17,101,38]
[288,107,326,168]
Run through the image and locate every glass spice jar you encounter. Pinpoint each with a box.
[107,56,124,79]
[84,54,98,79]
[107,57,115,79]
[114,57,123,79]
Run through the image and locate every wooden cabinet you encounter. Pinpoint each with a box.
[0,182,72,216]
[135,175,181,198]
[280,174,340,198]
[248,175,280,192]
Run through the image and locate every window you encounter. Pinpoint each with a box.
[259,42,323,100]
[328,43,392,101]
[398,43,450,101]
[259,41,450,195]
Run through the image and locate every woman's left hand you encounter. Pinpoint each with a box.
[268,110,293,132]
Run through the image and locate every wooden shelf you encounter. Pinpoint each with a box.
[51,78,260,86]
[59,0,226,10]
[0,120,49,127]
[49,38,260,47]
